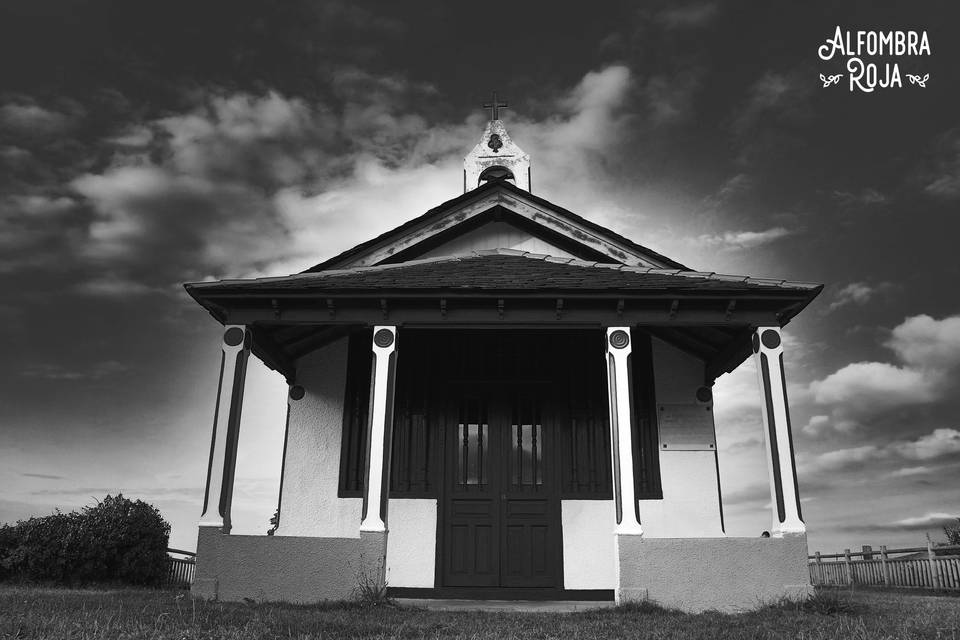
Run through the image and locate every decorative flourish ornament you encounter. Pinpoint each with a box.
[906,73,930,87]
[819,73,843,87]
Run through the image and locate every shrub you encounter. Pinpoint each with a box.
[944,518,960,546]
[0,494,171,586]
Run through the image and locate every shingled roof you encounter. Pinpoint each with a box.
[187,249,820,296]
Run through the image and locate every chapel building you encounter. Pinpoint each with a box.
[185,102,820,612]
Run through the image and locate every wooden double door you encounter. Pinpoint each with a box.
[440,384,562,589]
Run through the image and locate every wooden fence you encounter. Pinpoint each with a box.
[809,543,960,590]
[166,547,196,589]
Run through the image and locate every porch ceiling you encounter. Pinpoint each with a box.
[243,320,756,387]
[186,251,821,385]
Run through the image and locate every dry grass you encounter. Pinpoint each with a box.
[1,585,958,639]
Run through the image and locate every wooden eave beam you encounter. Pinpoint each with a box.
[224,305,784,327]
[194,290,809,302]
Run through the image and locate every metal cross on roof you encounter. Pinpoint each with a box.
[482,92,509,121]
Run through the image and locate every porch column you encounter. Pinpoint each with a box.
[753,326,805,536]
[360,326,399,533]
[199,325,251,533]
[605,327,643,536]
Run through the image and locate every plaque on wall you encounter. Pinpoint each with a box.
[657,404,716,450]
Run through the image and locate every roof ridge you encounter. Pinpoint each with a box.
[187,251,820,291]
[302,181,691,272]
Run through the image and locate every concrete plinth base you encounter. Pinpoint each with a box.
[359,530,388,590]
[616,533,813,613]
[192,526,364,603]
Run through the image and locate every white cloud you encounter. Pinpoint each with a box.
[802,415,832,436]
[641,72,701,125]
[806,314,960,432]
[72,165,286,282]
[655,2,718,29]
[733,71,812,136]
[885,314,960,370]
[269,157,461,274]
[900,428,960,461]
[714,173,754,202]
[61,65,650,294]
[832,188,887,207]
[0,99,75,134]
[923,128,960,200]
[805,428,960,473]
[75,276,158,297]
[696,227,794,250]
[21,360,128,381]
[810,445,886,472]
[809,361,935,409]
[827,281,895,312]
[889,512,960,530]
[886,465,934,478]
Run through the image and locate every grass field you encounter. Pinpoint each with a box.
[1,585,958,639]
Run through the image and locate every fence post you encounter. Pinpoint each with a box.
[844,548,853,586]
[880,545,889,586]
[815,551,822,585]
[928,540,941,590]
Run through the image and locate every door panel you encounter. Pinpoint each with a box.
[441,382,561,589]
[500,391,558,587]
[442,394,500,587]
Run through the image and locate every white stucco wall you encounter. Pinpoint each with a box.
[386,499,437,587]
[561,500,616,589]
[274,338,362,538]
[641,338,724,538]
[639,451,724,537]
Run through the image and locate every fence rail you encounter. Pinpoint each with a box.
[809,543,960,591]
[166,548,196,589]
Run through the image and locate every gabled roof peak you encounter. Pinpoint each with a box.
[304,180,688,273]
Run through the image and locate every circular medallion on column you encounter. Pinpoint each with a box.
[373,328,395,348]
[289,385,305,401]
[224,327,245,346]
[609,329,630,349]
[696,386,713,403]
[761,329,781,349]
[752,333,760,353]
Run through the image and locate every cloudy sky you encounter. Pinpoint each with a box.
[1,0,958,554]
